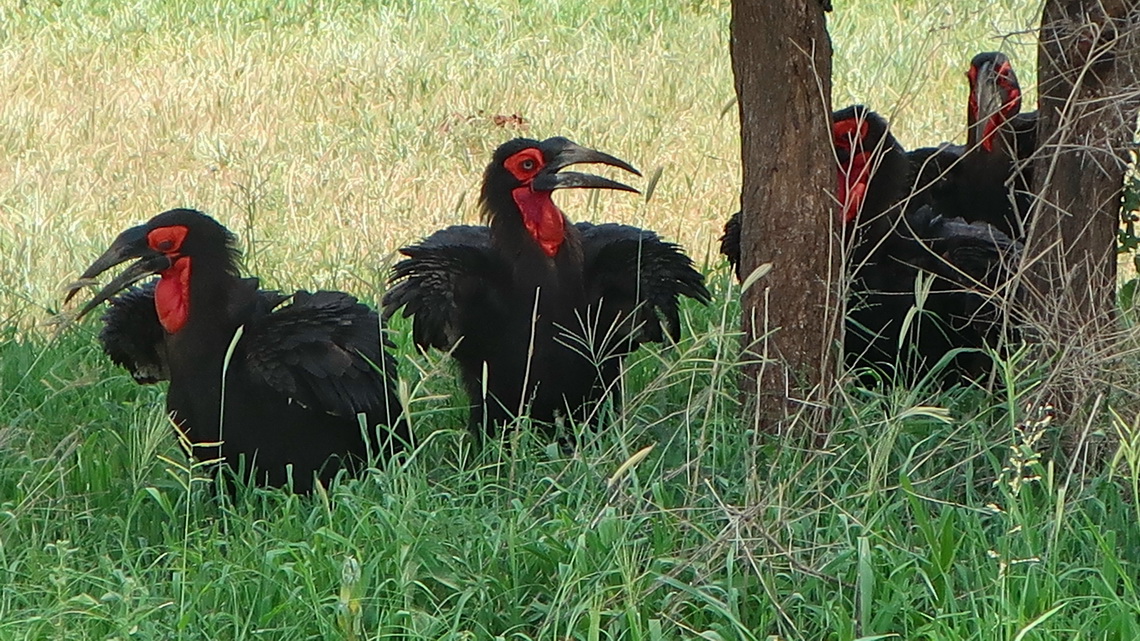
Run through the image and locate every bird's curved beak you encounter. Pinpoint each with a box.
[533,138,642,193]
[972,59,1004,122]
[65,224,171,319]
[970,56,1020,151]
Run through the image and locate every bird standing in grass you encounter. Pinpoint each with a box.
[68,208,410,492]
[384,137,710,440]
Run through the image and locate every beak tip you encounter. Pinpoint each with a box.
[63,278,98,305]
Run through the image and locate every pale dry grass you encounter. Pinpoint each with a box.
[831,1,1041,150]
[0,0,1041,332]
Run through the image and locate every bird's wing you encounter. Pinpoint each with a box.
[902,206,1023,302]
[98,278,288,385]
[99,280,168,384]
[381,225,508,351]
[904,144,964,212]
[240,290,403,420]
[718,211,742,281]
[577,222,711,351]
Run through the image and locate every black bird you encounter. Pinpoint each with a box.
[719,105,911,281]
[68,209,410,491]
[917,52,1037,239]
[965,52,1036,163]
[719,106,1022,385]
[836,106,1023,383]
[383,137,710,439]
[907,52,1038,235]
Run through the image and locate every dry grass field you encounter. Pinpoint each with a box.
[0,0,1041,331]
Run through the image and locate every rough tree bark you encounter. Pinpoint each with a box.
[730,1,837,432]
[1025,0,1140,410]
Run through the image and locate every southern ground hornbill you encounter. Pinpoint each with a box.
[383,137,710,439]
[67,208,410,491]
[720,105,1022,384]
[909,52,1037,240]
[721,104,911,279]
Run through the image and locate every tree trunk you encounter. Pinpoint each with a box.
[1024,0,1140,412]
[730,0,837,433]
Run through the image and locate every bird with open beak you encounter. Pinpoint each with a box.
[384,137,709,443]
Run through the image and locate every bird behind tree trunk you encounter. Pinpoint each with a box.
[719,106,1022,388]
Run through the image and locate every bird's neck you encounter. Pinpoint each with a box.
[489,195,574,258]
[845,146,908,235]
[489,202,584,294]
[968,103,1018,156]
[508,187,567,257]
[157,258,242,340]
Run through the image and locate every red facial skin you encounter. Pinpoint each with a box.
[967,60,1022,153]
[147,225,191,333]
[833,118,872,224]
[504,148,566,257]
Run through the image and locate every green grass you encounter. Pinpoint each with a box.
[4,0,1140,639]
[5,288,1140,639]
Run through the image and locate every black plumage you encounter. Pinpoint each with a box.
[99,281,169,384]
[99,279,290,385]
[928,52,1038,239]
[69,209,409,491]
[718,211,743,281]
[905,143,963,215]
[850,204,1022,383]
[384,137,710,438]
[718,106,1021,385]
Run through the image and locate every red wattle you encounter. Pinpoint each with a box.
[155,257,191,333]
[511,186,566,257]
[842,183,867,224]
[982,117,999,153]
[837,152,870,224]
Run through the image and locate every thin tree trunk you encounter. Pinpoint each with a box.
[1025,0,1140,412]
[730,0,837,432]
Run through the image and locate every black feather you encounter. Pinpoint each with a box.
[100,280,168,384]
[383,157,708,439]
[79,209,408,492]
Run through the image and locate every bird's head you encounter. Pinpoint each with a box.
[66,208,239,334]
[966,51,1022,153]
[832,105,896,225]
[479,136,640,257]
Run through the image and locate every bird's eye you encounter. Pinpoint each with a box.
[521,159,536,171]
[147,225,189,255]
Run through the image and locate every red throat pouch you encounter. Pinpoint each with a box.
[981,118,999,152]
[837,152,870,224]
[155,257,191,333]
[511,186,566,257]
